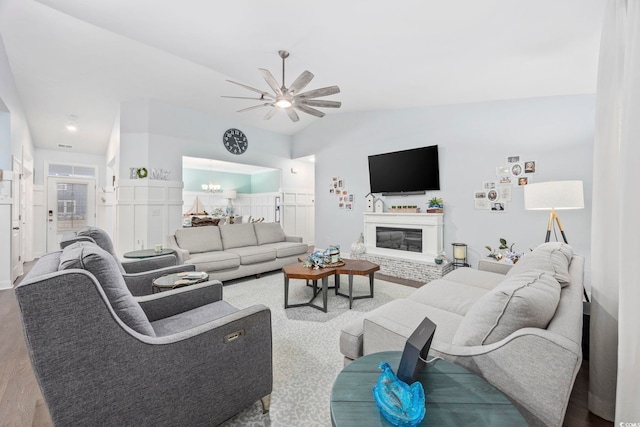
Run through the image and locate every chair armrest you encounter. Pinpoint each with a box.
[121,254,177,273]
[137,280,224,321]
[477,259,512,275]
[432,328,581,427]
[285,236,303,243]
[123,264,196,296]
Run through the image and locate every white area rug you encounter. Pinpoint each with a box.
[218,271,416,426]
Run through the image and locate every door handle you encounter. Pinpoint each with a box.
[13,227,20,230]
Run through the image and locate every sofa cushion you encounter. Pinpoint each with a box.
[362,299,464,356]
[409,279,490,316]
[452,271,561,346]
[225,246,277,265]
[254,222,286,245]
[185,251,240,271]
[260,241,309,258]
[59,242,156,337]
[443,267,506,290]
[175,226,223,254]
[507,242,573,284]
[219,223,258,249]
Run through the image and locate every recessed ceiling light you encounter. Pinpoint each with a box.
[66,115,78,132]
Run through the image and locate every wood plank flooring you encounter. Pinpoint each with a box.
[0,264,613,426]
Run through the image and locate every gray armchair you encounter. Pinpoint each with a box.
[60,226,194,295]
[15,242,273,426]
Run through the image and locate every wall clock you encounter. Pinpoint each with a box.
[223,128,248,155]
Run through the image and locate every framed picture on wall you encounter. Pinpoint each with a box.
[506,155,521,164]
[524,161,536,173]
[491,202,506,212]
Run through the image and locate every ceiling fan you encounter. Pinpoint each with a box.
[223,50,341,122]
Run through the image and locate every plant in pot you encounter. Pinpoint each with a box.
[428,197,443,209]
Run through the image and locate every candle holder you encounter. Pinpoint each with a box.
[452,243,469,269]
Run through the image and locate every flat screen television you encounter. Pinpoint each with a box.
[368,145,440,195]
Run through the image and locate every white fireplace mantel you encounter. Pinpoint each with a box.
[363,212,444,262]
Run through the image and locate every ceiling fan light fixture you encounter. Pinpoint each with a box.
[275,97,292,108]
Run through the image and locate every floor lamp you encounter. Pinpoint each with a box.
[524,180,588,301]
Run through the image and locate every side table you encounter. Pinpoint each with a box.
[330,351,527,426]
[152,272,209,293]
[123,248,175,259]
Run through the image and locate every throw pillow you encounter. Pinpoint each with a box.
[507,242,573,284]
[452,270,561,346]
[59,242,156,337]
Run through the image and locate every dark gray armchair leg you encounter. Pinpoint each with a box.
[260,394,271,414]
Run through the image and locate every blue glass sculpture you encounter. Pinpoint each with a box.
[372,362,426,427]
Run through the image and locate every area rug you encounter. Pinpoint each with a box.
[218,271,416,426]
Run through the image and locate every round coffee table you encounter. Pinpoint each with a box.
[152,272,209,293]
[330,351,527,426]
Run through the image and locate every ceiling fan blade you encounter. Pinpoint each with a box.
[297,85,341,99]
[264,107,278,120]
[259,69,283,96]
[288,70,314,95]
[226,80,273,98]
[286,108,300,122]
[221,95,269,100]
[295,104,325,118]
[299,99,341,108]
[237,103,272,113]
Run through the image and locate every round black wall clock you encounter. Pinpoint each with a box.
[223,128,248,155]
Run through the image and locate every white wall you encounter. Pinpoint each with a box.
[293,95,594,289]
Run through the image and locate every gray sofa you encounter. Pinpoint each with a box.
[15,241,272,426]
[340,242,584,427]
[166,222,309,281]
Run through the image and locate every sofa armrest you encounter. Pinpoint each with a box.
[432,328,581,427]
[137,280,224,321]
[166,234,190,264]
[123,264,196,296]
[285,236,303,243]
[121,254,177,273]
[477,259,512,275]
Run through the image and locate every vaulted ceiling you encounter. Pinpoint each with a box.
[0,0,605,155]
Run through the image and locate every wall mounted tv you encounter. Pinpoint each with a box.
[368,145,440,195]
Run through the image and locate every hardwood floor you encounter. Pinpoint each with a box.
[0,265,612,427]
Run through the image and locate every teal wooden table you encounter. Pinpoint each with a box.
[330,351,527,426]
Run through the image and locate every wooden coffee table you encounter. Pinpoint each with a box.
[284,259,380,312]
[282,263,335,312]
[334,259,380,309]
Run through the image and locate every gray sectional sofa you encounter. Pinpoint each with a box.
[166,222,309,281]
[340,242,584,427]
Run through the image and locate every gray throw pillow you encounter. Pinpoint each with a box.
[507,242,573,284]
[254,222,286,245]
[452,271,561,346]
[59,242,156,337]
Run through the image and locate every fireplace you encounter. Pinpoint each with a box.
[376,226,423,253]
[363,212,444,262]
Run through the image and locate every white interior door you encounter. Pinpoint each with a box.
[47,177,96,252]
[11,157,22,281]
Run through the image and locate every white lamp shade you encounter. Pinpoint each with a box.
[524,180,584,210]
[222,190,237,199]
